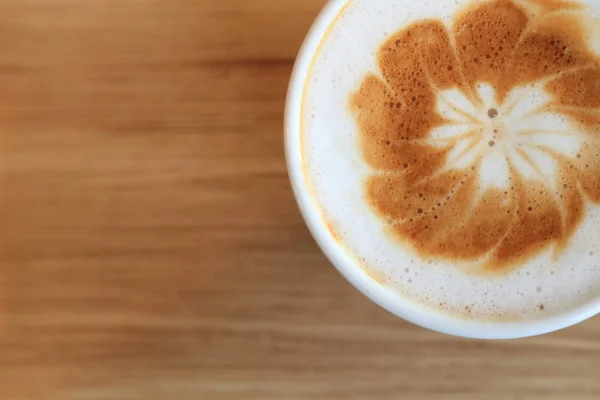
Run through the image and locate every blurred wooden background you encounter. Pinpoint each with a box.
[0,0,599,399]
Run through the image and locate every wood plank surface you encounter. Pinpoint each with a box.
[0,0,599,399]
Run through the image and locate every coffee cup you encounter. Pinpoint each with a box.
[285,0,600,338]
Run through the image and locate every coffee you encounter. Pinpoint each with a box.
[301,0,600,320]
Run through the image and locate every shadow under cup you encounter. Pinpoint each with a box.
[285,0,600,338]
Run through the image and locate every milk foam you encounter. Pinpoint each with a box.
[302,0,600,320]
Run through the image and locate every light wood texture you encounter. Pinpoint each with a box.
[0,1,599,399]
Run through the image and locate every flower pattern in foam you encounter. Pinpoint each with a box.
[350,0,600,270]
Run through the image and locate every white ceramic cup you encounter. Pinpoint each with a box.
[284,0,600,339]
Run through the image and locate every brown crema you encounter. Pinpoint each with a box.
[350,0,600,271]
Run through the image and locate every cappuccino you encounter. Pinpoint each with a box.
[301,0,600,320]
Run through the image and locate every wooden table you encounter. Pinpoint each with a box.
[0,0,599,399]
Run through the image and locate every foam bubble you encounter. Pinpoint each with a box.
[301,0,600,321]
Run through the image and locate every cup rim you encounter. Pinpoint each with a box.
[284,0,600,339]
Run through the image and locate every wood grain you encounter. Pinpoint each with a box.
[0,0,599,399]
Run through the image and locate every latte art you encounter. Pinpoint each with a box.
[301,0,600,319]
[351,0,600,270]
